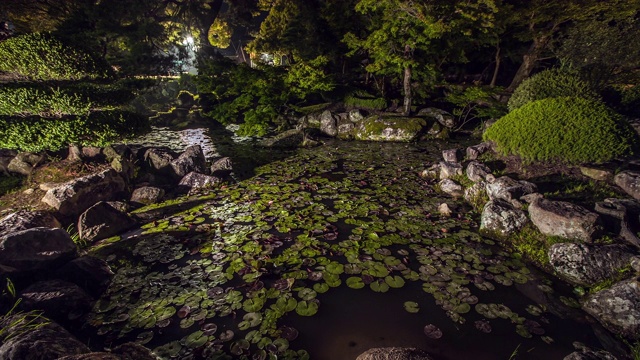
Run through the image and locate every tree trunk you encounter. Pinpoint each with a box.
[506,35,550,92]
[402,65,412,116]
[490,41,500,88]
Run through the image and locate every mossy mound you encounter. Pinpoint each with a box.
[354,115,426,142]
[508,68,600,112]
[484,97,637,164]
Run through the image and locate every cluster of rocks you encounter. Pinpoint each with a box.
[427,142,640,358]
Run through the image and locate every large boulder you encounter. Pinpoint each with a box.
[7,152,45,176]
[336,117,356,139]
[486,177,537,208]
[465,161,493,183]
[41,169,127,217]
[614,170,640,200]
[0,227,77,273]
[479,199,529,240]
[356,347,433,360]
[143,148,176,173]
[417,107,456,128]
[56,256,113,298]
[582,277,640,340]
[320,110,338,137]
[0,315,90,360]
[77,202,137,243]
[19,279,94,323]
[0,210,61,238]
[130,186,165,205]
[464,181,488,208]
[170,145,206,177]
[259,129,306,148]
[178,172,222,192]
[548,243,638,286]
[528,196,602,242]
[354,116,427,142]
[439,162,463,180]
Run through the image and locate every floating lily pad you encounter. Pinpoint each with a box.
[243,298,265,312]
[184,330,209,348]
[295,300,319,316]
[403,301,420,313]
[273,337,289,352]
[424,324,443,339]
[474,320,492,333]
[313,282,329,294]
[297,288,317,301]
[278,325,299,341]
[202,323,218,336]
[153,341,182,357]
[346,277,365,289]
[219,330,235,342]
[384,275,405,288]
[136,331,154,345]
[230,339,250,355]
[370,280,390,293]
[326,262,345,275]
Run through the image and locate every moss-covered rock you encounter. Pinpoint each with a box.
[354,115,426,142]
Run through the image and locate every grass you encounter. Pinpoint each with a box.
[0,176,22,196]
[540,176,623,208]
[588,265,634,294]
[509,224,568,271]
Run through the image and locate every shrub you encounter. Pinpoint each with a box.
[483,97,638,164]
[0,33,109,81]
[0,84,92,117]
[602,85,640,118]
[344,93,387,111]
[0,111,148,152]
[507,68,600,112]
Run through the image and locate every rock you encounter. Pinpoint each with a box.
[464,181,487,207]
[582,277,640,340]
[58,343,158,360]
[56,256,113,298]
[7,152,45,176]
[130,186,165,205]
[178,172,222,191]
[19,279,94,323]
[320,110,338,137]
[466,161,492,182]
[439,162,463,180]
[417,107,456,128]
[438,203,452,217]
[614,171,640,200]
[81,146,103,161]
[349,109,365,122]
[439,179,464,198]
[259,129,306,148]
[594,199,640,250]
[0,210,61,238]
[336,117,356,139]
[0,149,17,175]
[466,142,492,160]
[41,169,127,217]
[442,149,462,163]
[102,145,133,162]
[39,182,59,191]
[0,315,90,359]
[419,164,439,179]
[528,197,602,242]
[143,148,176,172]
[0,227,77,273]
[549,243,638,286]
[580,166,614,182]
[66,144,82,162]
[564,345,618,360]
[210,157,233,172]
[354,115,427,142]
[22,188,34,195]
[77,202,137,243]
[479,199,529,240]
[170,145,206,177]
[356,347,433,360]
[486,176,537,208]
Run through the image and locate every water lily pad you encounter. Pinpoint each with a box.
[179,317,195,329]
[156,306,177,321]
[219,330,235,342]
[278,325,299,341]
[184,330,209,348]
[516,324,532,338]
[153,341,182,357]
[326,262,345,275]
[370,280,389,293]
[295,300,319,316]
[454,303,471,314]
[384,275,405,288]
[297,288,317,301]
[346,277,365,289]
[243,298,265,312]
[313,282,329,294]
[230,339,250,355]
[202,323,218,336]
[424,324,443,339]
[474,320,492,333]
[403,301,420,313]
[273,338,289,352]
[136,331,154,345]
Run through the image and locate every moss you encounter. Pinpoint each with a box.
[588,265,633,294]
[0,176,22,196]
[508,224,567,271]
[296,103,332,115]
[355,115,426,142]
[484,97,638,164]
[344,95,387,110]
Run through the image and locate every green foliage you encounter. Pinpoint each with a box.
[0,176,23,197]
[484,97,637,164]
[0,33,109,81]
[344,91,387,110]
[507,68,600,112]
[603,85,640,118]
[0,110,148,152]
[443,86,507,130]
[588,265,633,294]
[285,56,335,98]
[0,85,92,117]
[509,225,566,269]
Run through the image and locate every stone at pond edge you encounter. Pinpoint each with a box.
[55,256,114,299]
[143,148,176,173]
[259,129,306,148]
[614,171,640,200]
[320,110,339,137]
[0,210,61,238]
[210,157,233,173]
[466,161,493,183]
[19,279,94,324]
[548,243,638,287]
[417,107,456,129]
[357,347,433,360]
[580,166,614,182]
[528,196,602,242]
[439,162,463,180]
[354,116,426,142]
[582,277,640,340]
[0,315,90,360]
[57,342,158,360]
[479,199,529,240]
[0,227,77,274]
[439,179,464,198]
[7,152,45,176]
[442,149,462,163]
[466,142,491,160]
[486,176,537,208]
[41,169,127,217]
[78,202,138,243]
[131,186,165,205]
[170,145,207,177]
[178,172,222,192]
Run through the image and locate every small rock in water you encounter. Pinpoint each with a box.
[438,203,452,217]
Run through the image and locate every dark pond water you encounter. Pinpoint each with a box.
[84,134,614,360]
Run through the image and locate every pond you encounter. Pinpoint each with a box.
[83,137,609,360]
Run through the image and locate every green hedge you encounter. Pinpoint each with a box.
[507,68,600,112]
[0,111,148,152]
[484,97,637,164]
[0,33,110,81]
[344,95,387,111]
[0,85,92,117]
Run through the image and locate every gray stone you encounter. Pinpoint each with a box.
[442,149,462,163]
[439,179,464,198]
[419,164,439,179]
[564,346,618,360]
[0,227,77,273]
[528,197,602,242]
[0,316,90,360]
[130,186,165,205]
[0,210,61,238]
[438,203,452,217]
[143,148,176,172]
[56,256,113,298]
[594,199,640,250]
[582,277,640,340]
[480,199,529,240]
[210,157,233,172]
[106,201,130,213]
[580,166,614,182]
[614,170,640,200]
[77,202,137,242]
[357,347,433,360]
[336,117,356,139]
[41,169,127,217]
[417,107,456,128]
[466,142,492,160]
[486,176,537,208]
[259,129,306,148]
[7,152,45,176]
[19,279,94,323]
[66,144,82,162]
[466,161,492,182]
[81,146,103,161]
[439,162,463,180]
[178,172,222,191]
[349,109,365,122]
[171,145,206,177]
[320,110,338,137]
[464,181,488,207]
[0,150,17,175]
[549,243,638,286]
[354,116,427,142]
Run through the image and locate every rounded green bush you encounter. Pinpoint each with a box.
[507,68,600,112]
[483,97,638,164]
[0,33,110,81]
